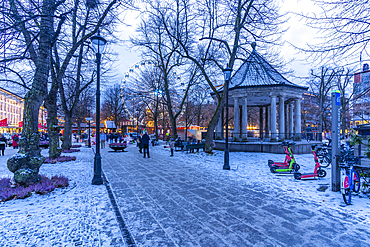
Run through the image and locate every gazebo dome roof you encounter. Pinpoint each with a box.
[229,43,304,89]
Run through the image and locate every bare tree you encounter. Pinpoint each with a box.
[131,0,202,139]
[303,0,370,63]
[163,0,287,152]
[307,67,338,140]
[101,84,126,132]
[0,0,119,185]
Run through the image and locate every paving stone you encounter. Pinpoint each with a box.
[100,145,370,247]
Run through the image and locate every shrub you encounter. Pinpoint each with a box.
[44,156,76,164]
[0,175,69,202]
[62,149,80,153]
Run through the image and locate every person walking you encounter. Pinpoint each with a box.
[12,133,19,149]
[113,132,119,143]
[109,132,114,143]
[100,132,107,149]
[142,131,150,158]
[0,133,6,155]
[137,133,143,153]
[169,138,175,157]
[305,125,313,141]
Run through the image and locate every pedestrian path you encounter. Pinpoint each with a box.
[102,144,370,246]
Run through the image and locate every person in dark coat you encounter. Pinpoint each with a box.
[113,132,119,143]
[141,132,150,158]
[0,133,6,155]
[137,133,143,153]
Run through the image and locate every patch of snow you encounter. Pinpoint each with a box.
[0,147,124,246]
[154,141,370,225]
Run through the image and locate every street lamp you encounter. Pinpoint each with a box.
[87,105,92,148]
[154,89,163,141]
[91,31,107,185]
[223,65,232,170]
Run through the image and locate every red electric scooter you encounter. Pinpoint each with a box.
[294,144,327,180]
[268,141,299,169]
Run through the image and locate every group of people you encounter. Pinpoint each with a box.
[0,133,19,156]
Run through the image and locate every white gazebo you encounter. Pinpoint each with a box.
[215,43,308,142]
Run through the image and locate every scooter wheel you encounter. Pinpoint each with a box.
[317,169,327,178]
[270,167,277,173]
[294,164,300,171]
[294,173,302,180]
[268,160,274,167]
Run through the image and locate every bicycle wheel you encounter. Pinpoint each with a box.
[342,188,351,205]
[318,155,331,168]
[353,170,361,193]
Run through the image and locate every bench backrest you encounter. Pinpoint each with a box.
[186,143,205,149]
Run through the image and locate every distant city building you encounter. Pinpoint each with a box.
[353,63,370,126]
[0,87,46,133]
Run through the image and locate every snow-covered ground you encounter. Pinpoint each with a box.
[0,142,370,246]
[0,147,124,247]
[155,143,370,225]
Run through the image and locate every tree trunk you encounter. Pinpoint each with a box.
[7,0,54,186]
[62,115,73,150]
[204,95,225,153]
[46,84,62,159]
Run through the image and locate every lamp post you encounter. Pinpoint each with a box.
[223,65,232,170]
[91,31,107,185]
[87,105,92,148]
[154,89,163,141]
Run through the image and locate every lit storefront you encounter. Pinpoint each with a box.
[0,87,46,134]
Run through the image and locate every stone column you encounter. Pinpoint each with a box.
[294,97,302,140]
[279,95,285,141]
[289,102,294,139]
[233,98,239,140]
[265,106,269,138]
[215,99,222,139]
[270,95,277,141]
[285,104,289,139]
[259,107,263,139]
[241,98,248,140]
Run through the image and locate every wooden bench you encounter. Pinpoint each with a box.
[175,142,184,151]
[185,143,205,153]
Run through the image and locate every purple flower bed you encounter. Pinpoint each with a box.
[44,156,76,164]
[62,149,80,153]
[0,175,69,202]
[71,145,82,148]
[39,141,49,148]
[109,142,127,147]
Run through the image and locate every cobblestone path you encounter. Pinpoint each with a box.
[102,145,370,247]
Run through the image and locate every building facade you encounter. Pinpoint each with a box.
[353,64,370,126]
[0,87,46,134]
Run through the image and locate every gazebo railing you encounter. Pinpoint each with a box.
[214,131,325,142]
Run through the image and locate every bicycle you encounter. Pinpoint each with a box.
[340,155,361,205]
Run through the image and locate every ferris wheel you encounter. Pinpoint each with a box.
[121,60,185,108]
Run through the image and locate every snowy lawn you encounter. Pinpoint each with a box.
[0,147,124,246]
[154,142,370,225]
